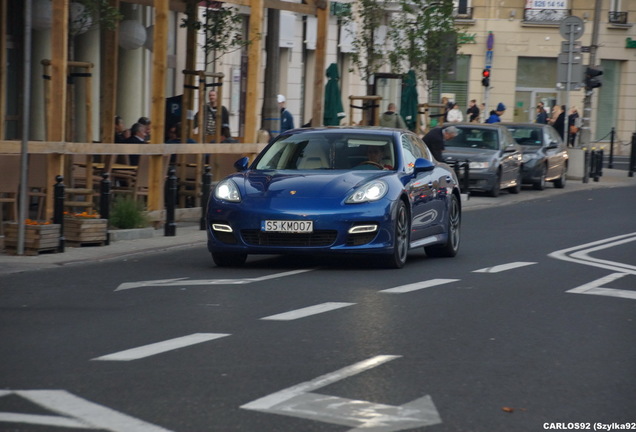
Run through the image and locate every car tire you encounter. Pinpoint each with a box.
[509,170,522,194]
[553,168,567,188]
[212,252,247,267]
[425,194,461,258]
[533,165,546,190]
[383,200,410,269]
[488,170,501,197]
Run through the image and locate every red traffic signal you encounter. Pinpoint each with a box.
[481,69,490,87]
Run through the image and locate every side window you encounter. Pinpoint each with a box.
[401,135,417,172]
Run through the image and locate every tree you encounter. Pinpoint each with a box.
[386,0,460,85]
[181,0,250,70]
[340,0,389,95]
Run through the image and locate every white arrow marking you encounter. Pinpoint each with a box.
[92,333,230,361]
[549,232,636,275]
[261,302,355,321]
[241,355,442,431]
[380,279,459,294]
[0,390,173,431]
[473,261,537,273]
[567,272,636,300]
[115,269,315,291]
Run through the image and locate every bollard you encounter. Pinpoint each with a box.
[583,148,590,183]
[100,173,111,245]
[597,148,603,178]
[53,175,65,252]
[200,165,212,230]
[609,128,615,169]
[589,148,601,182]
[629,132,636,178]
[164,166,177,237]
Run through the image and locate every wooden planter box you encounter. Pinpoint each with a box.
[64,218,108,246]
[3,223,61,255]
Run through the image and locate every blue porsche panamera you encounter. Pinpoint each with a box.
[206,127,462,268]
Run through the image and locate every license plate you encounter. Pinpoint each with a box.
[262,220,313,233]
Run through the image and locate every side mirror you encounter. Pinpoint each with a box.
[414,158,435,174]
[234,156,249,172]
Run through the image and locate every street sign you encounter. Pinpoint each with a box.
[241,355,442,430]
[559,16,584,40]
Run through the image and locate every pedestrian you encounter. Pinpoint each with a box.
[536,103,548,124]
[485,102,506,123]
[114,116,130,143]
[568,106,579,147]
[466,99,480,123]
[137,116,151,141]
[423,125,460,162]
[125,122,147,166]
[550,105,566,140]
[196,89,230,142]
[446,102,463,123]
[277,94,295,133]
[379,102,407,129]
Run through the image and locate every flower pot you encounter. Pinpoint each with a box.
[3,222,61,255]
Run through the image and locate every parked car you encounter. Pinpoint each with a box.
[440,123,523,197]
[206,127,462,268]
[501,122,568,190]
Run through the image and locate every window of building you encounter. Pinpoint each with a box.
[595,60,621,141]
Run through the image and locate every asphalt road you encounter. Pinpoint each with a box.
[1,186,635,432]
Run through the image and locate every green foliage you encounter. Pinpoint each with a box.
[340,0,389,88]
[181,0,251,67]
[387,0,465,83]
[109,196,150,230]
[74,0,122,32]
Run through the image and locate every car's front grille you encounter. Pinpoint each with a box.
[241,230,337,247]
[346,232,377,246]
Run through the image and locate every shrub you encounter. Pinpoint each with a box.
[109,196,150,229]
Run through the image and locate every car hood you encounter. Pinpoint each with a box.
[231,170,391,200]
[442,147,497,162]
[520,145,543,154]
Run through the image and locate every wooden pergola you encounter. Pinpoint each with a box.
[0,0,329,219]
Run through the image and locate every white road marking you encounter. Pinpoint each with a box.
[549,232,636,275]
[473,262,537,273]
[92,333,229,361]
[567,272,636,300]
[1,390,172,431]
[241,355,442,431]
[380,279,459,294]
[261,302,355,321]
[115,269,315,291]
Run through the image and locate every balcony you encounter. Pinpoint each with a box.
[523,8,570,23]
[608,11,628,25]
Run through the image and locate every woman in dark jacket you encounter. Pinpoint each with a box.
[552,105,566,140]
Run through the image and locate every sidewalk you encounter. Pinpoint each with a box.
[1,169,634,275]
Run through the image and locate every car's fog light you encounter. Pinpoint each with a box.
[348,225,377,234]
[212,223,233,232]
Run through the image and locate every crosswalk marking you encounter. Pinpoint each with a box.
[473,261,537,273]
[261,302,355,321]
[92,333,230,361]
[380,279,459,294]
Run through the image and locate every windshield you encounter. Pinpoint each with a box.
[507,127,543,146]
[446,128,499,150]
[254,132,396,170]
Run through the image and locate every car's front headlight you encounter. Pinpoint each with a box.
[346,180,388,204]
[214,179,241,202]
[468,161,490,170]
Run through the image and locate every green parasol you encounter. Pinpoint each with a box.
[400,70,419,131]
[323,63,346,126]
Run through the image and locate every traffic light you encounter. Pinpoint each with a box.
[585,66,603,89]
[481,69,490,87]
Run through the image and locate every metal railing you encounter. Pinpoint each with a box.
[608,11,628,24]
[523,8,570,23]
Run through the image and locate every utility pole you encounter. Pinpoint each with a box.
[579,0,602,149]
[261,9,281,136]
